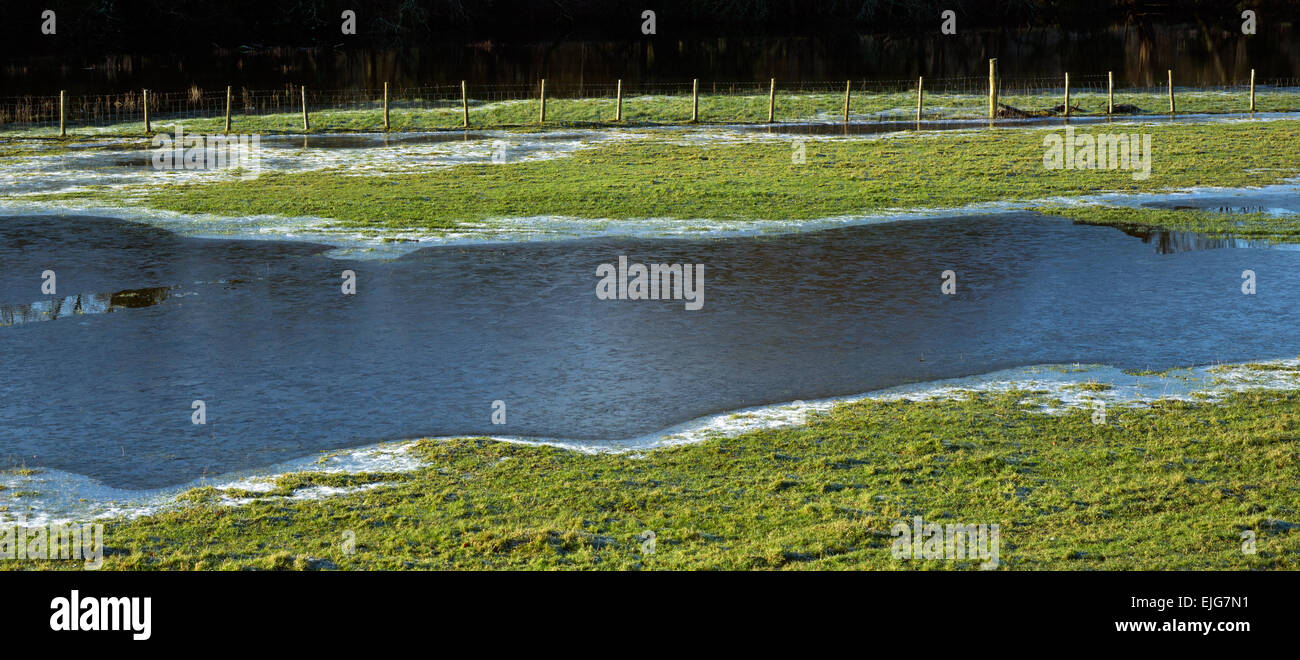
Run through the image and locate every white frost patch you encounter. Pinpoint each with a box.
[0,438,422,526]
[0,129,651,197]
[400,179,1300,250]
[0,200,424,259]
[218,482,385,507]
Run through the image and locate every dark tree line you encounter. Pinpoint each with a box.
[0,0,1289,58]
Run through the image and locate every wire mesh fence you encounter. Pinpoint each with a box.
[2,74,1297,136]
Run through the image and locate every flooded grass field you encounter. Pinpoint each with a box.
[2,111,1298,570]
[3,201,1299,490]
[9,11,1300,652]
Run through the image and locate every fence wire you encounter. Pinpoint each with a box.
[2,76,1296,134]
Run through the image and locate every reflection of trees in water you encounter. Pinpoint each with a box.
[0,287,171,327]
[5,20,1295,95]
[1126,228,1271,254]
[5,1,1297,50]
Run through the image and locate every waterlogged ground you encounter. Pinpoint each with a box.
[2,211,1298,493]
[4,358,1299,529]
[4,114,1300,257]
[0,117,1298,557]
[4,375,1298,570]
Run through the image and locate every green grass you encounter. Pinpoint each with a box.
[1211,363,1300,374]
[26,117,1296,237]
[1063,382,1113,392]
[1000,90,1300,115]
[4,389,1296,570]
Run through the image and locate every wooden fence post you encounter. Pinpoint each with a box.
[691,78,699,122]
[224,85,232,133]
[988,59,998,119]
[843,80,851,122]
[1107,71,1114,114]
[383,82,390,131]
[461,80,469,127]
[539,79,546,123]
[917,76,924,122]
[1167,70,1175,114]
[615,79,623,121]
[767,78,775,123]
[1064,72,1071,116]
[143,89,150,133]
[301,85,310,130]
[59,90,65,137]
[1249,69,1256,112]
